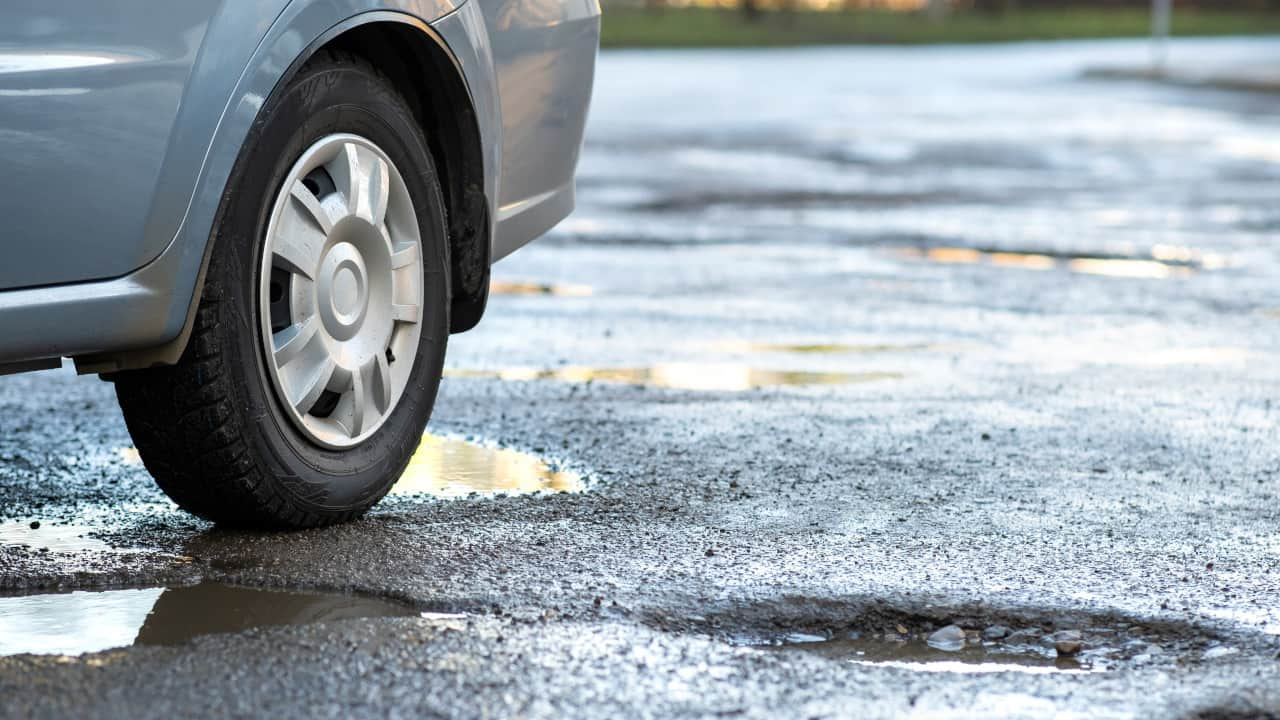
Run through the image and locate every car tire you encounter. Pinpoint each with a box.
[114,50,450,529]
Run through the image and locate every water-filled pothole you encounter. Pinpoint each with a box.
[490,279,592,297]
[709,341,945,355]
[392,434,583,497]
[0,582,421,656]
[669,599,1253,674]
[900,246,1225,279]
[445,364,901,391]
[0,521,112,554]
[749,630,1101,675]
[112,435,583,499]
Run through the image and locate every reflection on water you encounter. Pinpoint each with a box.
[1065,258,1188,280]
[0,521,111,554]
[108,436,584,500]
[1128,347,1251,366]
[711,341,938,355]
[0,583,419,656]
[490,279,592,296]
[901,246,1225,279]
[392,434,583,498]
[445,364,901,391]
[755,636,1096,675]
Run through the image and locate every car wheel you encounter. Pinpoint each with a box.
[114,50,450,528]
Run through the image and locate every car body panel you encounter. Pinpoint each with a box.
[0,0,598,371]
[480,0,599,260]
[0,1,220,291]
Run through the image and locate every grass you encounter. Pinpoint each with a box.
[600,7,1280,48]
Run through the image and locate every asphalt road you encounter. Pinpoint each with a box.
[3,38,1280,719]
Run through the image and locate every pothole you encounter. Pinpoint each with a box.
[490,279,592,297]
[445,364,902,391]
[746,628,1102,675]
[112,435,583,500]
[709,341,946,355]
[0,521,112,555]
[0,582,422,656]
[391,434,583,498]
[733,621,1240,672]
[656,600,1262,673]
[900,246,1226,279]
[632,189,980,213]
[1,502,199,563]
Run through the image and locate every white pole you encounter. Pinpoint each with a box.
[1151,0,1171,71]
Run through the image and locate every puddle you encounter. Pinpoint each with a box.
[710,341,942,355]
[753,634,1098,675]
[445,364,901,391]
[0,582,419,656]
[391,434,583,498]
[0,520,112,554]
[634,189,981,213]
[490,279,592,297]
[110,436,582,500]
[691,601,1233,675]
[900,246,1225,279]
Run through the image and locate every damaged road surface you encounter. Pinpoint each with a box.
[4,38,1280,719]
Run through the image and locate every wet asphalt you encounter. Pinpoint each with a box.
[4,38,1280,719]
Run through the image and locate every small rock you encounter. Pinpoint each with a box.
[895,624,908,636]
[982,625,1010,640]
[1203,646,1239,660]
[704,549,715,557]
[1049,630,1082,644]
[28,521,40,530]
[1056,639,1083,655]
[1041,630,1084,655]
[927,624,966,652]
[980,433,991,440]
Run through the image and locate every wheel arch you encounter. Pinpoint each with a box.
[79,7,496,376]
[322,21,492,334]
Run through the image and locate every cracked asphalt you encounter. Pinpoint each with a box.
[3,38,1280,719]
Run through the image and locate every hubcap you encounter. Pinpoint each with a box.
[258,134,424,449]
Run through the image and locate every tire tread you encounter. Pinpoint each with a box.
[114,50,437,529]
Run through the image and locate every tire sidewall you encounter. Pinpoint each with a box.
[212,61,449,511]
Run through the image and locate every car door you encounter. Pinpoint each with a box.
[0,1,219,291]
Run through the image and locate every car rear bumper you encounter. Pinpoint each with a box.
[0,229,191,373]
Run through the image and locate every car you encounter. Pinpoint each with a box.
[0,0,601,528]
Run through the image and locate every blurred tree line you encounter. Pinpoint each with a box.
[965,0,1278,10]
[618,0,1280,19]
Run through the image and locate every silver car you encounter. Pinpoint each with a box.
[0,1,600,527]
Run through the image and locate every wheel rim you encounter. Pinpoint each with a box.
[258,133,424,449]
